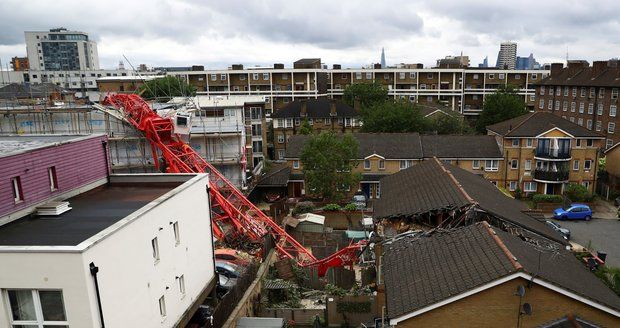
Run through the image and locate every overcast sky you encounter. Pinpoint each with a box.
[0,0,618,70]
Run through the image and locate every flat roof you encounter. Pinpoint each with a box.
[0,183,181,246]
[0,134,103,159]
[169,95,267,107]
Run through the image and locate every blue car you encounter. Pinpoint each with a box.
[553,204,592,221]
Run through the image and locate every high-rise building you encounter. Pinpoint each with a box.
[478,56,489,68]
[496,42,517,69]
[516,53,541,70]
[381,48,386,68]
[25,28,99,71]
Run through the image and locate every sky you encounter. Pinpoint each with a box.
[0,0,618,70]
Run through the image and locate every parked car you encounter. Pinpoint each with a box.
[215,260,245,278]
[553,204,592,221]
[215,248,250,266]
[545,220,571,240]
[352,192,367,210]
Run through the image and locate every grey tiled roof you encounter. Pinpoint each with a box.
[256,163,290,187]
[486,112,604,138]
[421,135,502,158]
[384,222,620,320]
[272,99,358,119]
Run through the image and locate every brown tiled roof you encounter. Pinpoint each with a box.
[537,65,620,87]
[374,159,566,245]
[256,163,290,187]
[421,135,502,158]
[486,112,604,138]
[284,133,424,159]
[272,99,358,119]
[383,222,620,320]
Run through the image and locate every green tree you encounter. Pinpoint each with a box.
[137,75,196,99]
[475,84,528,133]
[299,118,313,135]
[360,100,430,133]
[300,132,360,200]
[430,115,474,135]
[343,82,388,109]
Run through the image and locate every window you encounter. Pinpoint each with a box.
[378,159,385,170]
[420,84,427,90]
[515,74,521,80]
[324,118,331,125]
[539,99,544,109]
[512,139,519,147]
[473,95,479,100]
[579,102,584,113]
[277,134,285,143]
[556,87,561,96]
[11,176,23,203]
[489,73,495,79]
[570,116,575,123]
[252,141,262,153]
[607,139,614,149]
[531,73,537,80]
[410,72,416,79]
[612,88,619,100]
[610,105,617,117]
[524,182,537,192]
[539,86,545,95]
[427,73,433,79]
[581,87,586,97]
[341,73,348,79]
[599,88,605,98]
[485,160,499,171]
[220,74,226,81]
[598,104,604,115]
[364,159,371,170]
[178,275,186,295]
[251,124,262,136]
[355,72,362,80]
[152,237,160,262]
[375,183,381,199]
[472,160,480,169]
[596,121,602,131]
[263,73,269,80]
[571,102,576,112]
[563,86,569,96]
[473,74,479,80]
[548,101,553,110]
[609,122,615,134]
[590,87,595,98]
[510,159,518,169]
[562,101,568,111]
[383,73,390,80]
[173,221,180,245]
[578,118,583,126]
[365,72,372,79]
[588,103,594,114]
[399,160,409,170]
[587,139,594,147]
[6,289,68,327]
[210,74,216,81]
[573,160,579,171]
[555,100,560,111]
[572,87,577,97]
[252,73,259,80]
[294,118,300,126]
[399,72,406,79]
[239,74,246,80]
[526,138,533,147]
[525,160,532,171]
[285,118,293,127]
[282,73,288,80]
[584,160,592,170]
[499,73,505,79]
[159,295,167,317]
[509,181,517,191]
[46,166,58,191]
[293,160,300,169]
[576,139,582,147]
[278,150,285,160]
[582,181,590,189]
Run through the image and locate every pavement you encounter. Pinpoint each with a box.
[549,218,620,267]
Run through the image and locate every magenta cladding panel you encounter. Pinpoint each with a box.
[0,135,110,218]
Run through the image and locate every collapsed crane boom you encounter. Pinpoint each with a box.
[102,94,365,276]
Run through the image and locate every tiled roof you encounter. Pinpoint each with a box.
[374,159,566,245]
[537,65,620,87]
[271,99,358,119]
[256,163,290,187]
[421,135,502,158]
[417,103,462,118]
[284,133,423,159]
[486,111,604,138]
[0,82,67,99]
[384,222,620,320]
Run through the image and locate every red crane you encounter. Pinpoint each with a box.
[103,94,365,276]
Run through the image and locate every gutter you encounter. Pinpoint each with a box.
[89,262,105,328]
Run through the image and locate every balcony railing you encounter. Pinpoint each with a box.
[535,149,571,159]
[533,169,569,182]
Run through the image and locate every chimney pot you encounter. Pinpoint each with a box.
[592,61,609,77]
[550,63,564,76]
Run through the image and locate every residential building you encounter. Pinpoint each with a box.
[272,99,361,159]
[0,82,73,104]
[436,55,470,68]
[496,42,517,69]
[602,142,620,196]
[0,135,215,328]
[10,56,29,71]
[486,111,604,195]
[25,28,99,71]
[283,133,504,199]
[96,75,163,94]
[535,60,620,147]
[381,222,620,327]
[373,159,565,245]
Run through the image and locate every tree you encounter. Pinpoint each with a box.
[360,100,430,133]
[300,132,360,200]
[343,82,388,109]
[429,114,474,135]
[137,75,196,99]
[475,84,528,133]
[299,118,313,135]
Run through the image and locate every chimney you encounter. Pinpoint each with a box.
[273,63,284,69]
[231,64,244,70]
[333,64,341,69]
[592,60,609,77]
[373,63,382,69]
[353,97,361,112]
[300,99,307,117]
[566,60,589,76]
[330,101,337,117]
[550,63,564,76]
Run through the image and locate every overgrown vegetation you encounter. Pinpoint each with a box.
[475,84,528,133]
[532,194,563,204]
[343,203,358,212]
[342,82,388,109]
[595,266,620,296]
[323,203,342,211]
[137,75,196,99]
[299,118,313,135]
[292,201,315,216]
[564,183,594,202]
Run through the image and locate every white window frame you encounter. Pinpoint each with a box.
[399,72,406,80]
[282,73,288,80]
[4,289,69,328]
[489,73,495,79]
[364,159,371,170]
[539,99,544,109]
[210,74,216,81]
[526,138,533,147]
[610,105,617,117]
[472,160,480,169]
[355,72,362,80]
[510,159,518,169]
[498,73,505,79]
[573,160,579,171]
[509,181,517,191]
[587,119,593,130]
[584,160,592,171]
[378,159,385,170]
[252,73,259,80]
[524,160,532,171]
[609,122,615,134]
[524,181,537,192]
[399,160,408,170]
[512,139,519,147]
[588,103,594,114]
[366,72,372,79]
[220,73,226,81]
[579,102,584,113]
[277,134,285,143]
[263,73,269,80]
[293,160,300,169]
[484,160,499,172]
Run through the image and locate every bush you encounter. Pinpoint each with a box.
[564,183,593,202]
[323,203,342,211]
[343,203,358,211]
[514,187,523,200]
[292,201,315,216]
[532,194,563,204]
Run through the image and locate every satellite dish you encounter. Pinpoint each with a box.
[516,285,526,297]
[522,303,533,316]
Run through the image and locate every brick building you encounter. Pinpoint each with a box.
[536,60,620,148]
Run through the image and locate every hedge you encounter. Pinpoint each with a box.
[532,194,563,204]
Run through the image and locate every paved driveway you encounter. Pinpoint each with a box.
[552,218,620,267]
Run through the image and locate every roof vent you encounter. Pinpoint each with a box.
[36,201,72,216]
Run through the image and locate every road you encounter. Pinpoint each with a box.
[553,218,620,267]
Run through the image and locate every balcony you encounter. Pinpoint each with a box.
[534,148,571,160]
[533,169,569,183]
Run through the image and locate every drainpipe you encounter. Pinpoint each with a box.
[89,262,105,328]
[101,139,111,182]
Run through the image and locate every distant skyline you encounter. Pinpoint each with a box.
[0,0,618,70]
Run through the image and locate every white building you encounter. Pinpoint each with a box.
[25,28,99,71]
[0,173,216,328]
[497,42,517,70]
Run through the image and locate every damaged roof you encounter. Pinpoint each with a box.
[383,222,620,322]
[256,163,291,187]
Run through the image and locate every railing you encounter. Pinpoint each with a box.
[533,169,569,182]
[535,149,571,159]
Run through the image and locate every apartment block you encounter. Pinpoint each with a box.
[272,99,361,160]
[535,60,620,148]
[486,112,605,195]
[25,28,99,71]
